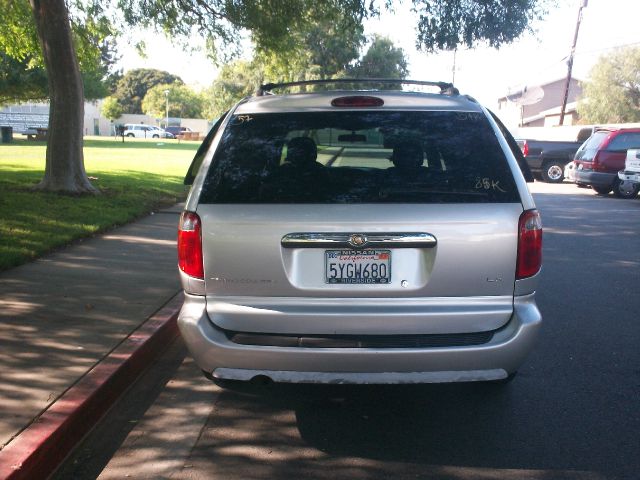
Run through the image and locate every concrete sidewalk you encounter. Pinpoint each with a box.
[0,204,185,477]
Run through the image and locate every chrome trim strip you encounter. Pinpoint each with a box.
[212,368,507,384]
[281,232,437,249]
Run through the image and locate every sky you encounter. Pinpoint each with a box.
[118,0,640,108]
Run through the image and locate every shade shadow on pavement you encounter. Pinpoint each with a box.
[0,208,182,448]
[48,184,639,480]
[178,381,607,480]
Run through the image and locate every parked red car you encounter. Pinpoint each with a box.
[573,128,640,198]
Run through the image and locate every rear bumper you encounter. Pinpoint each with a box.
[575,170,615,188]
[178,293,542,384]
[564,163,577,182]
[618,170,640,183]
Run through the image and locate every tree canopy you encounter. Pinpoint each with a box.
[0,52,48,104]
[0,0,550,107]
[142,84,205,119]
[578,46,640,124]
[412,0,544,51]
[100,96,123,121]
[112,68,183,114]
[0,0,550,193]
[201,34,409,119]
[350,35,409,79]
[0,0,118,103]
[202,61,262,120]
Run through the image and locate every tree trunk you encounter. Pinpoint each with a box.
[30,0,97,194]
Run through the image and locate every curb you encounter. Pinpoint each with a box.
[0,293,184,480]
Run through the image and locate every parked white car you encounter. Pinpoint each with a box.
[122,124,172,139]
[617,149,640,197]
[564,160,577,183]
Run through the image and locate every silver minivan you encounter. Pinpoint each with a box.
[177,80,542,386]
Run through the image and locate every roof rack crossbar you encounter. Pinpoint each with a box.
[256,78,457,96]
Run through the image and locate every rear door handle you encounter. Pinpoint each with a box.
[281,232,437,249]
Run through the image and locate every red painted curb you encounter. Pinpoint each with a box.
[0,293,184,480]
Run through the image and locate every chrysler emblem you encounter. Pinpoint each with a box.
[348,234,368,248]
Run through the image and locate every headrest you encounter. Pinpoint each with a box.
[391,142,424,168]
[286,137,318,166]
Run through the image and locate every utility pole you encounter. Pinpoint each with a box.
[452,49,457,85]
[164,89,169,129]
[559,0,588,126]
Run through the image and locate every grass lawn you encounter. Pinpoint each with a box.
[0,136,199,271]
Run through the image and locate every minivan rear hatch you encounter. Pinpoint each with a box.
[195,109,523,335]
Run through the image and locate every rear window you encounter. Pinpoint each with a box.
[605,132,640,151]
[199,111,519,204]
[575,131,610,161]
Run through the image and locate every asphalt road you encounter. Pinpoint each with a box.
[55,183,640,480]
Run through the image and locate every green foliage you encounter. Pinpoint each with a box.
[142,84,205,119]
[350,35,409,80]
[202,60,264,119]
[113,69,183,114]
[305,19,364,78]
[207,14,366,109]
[0,0,547,104]
[204,34,409,114]
[115,0,370,64]
[101,96,124,121]
[255,13,364,82]
[72,15,120,99]
[0,0,40,63]
[578,47,640,124]
[412,0,546,52]
[0,52,48,104]
[0,0,119,102]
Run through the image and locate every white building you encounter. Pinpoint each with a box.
[1,100,212,138]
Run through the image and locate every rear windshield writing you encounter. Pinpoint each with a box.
[199,111,519,204]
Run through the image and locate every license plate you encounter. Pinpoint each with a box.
[325,249,391,284]
[626,158,640,172]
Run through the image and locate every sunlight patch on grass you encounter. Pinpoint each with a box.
[0,137,198,270]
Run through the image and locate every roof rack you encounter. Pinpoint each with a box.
[256,78,458,96]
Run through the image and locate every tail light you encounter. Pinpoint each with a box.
[516,209,542,279]
[331,96,384,107]
[178,211,204,279]
[521,140,529,157]
[592,151,606,172]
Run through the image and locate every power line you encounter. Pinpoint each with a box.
[574,41,640,56]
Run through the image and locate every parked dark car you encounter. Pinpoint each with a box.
[165,126,192,137]
[517,127,593,183]
[573,128,640,198]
